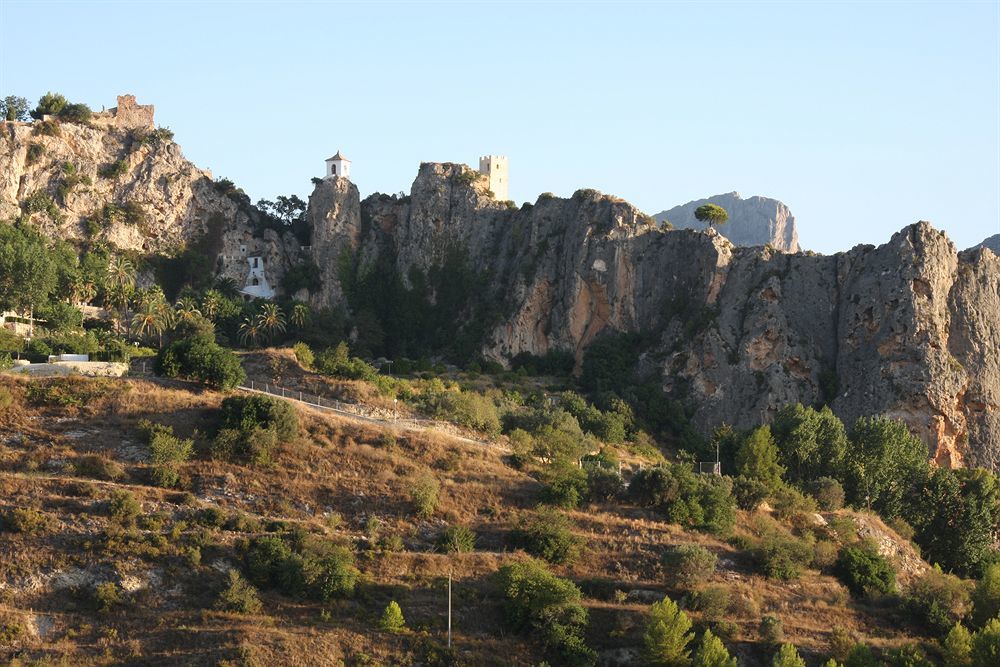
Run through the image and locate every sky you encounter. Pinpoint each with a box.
[1,0,998,254]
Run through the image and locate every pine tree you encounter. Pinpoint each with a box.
[772,644,806,667]
[941,623,972,667]
[643,596,694,666]
[691,629,736,667]
[971,618,1000,667]
[735,426,785,492]
[379,600,406,633]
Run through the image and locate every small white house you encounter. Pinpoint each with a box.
[325,150,351,180]
[240,256,275,299]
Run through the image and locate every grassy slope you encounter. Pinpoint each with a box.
[0,369,932,666]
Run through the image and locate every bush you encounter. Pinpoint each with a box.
[407,472,440,518]
[972,618,1000,665]
[219,394,298,441]
[586,465,625,501]
[543,461,589,508]
[215,569,263,614]
[379,601,406,633]
[628,464,736,535]
[94,582,122,613]
[108,490,141,526]
[834,543,896,597]
[662,544,718,588]
[690,586,731,621]
[74,454,124,481]
[760,615,783,644]
[314,342,378,381]
[733,474,770,511]
[940,623,972,667]
[752,522,814,580]
[772,644,806,667]
[905,570,973,634]
[26,142,44,165]
[808,477,846,511]
[512,508,583,565]
[971,562,1000,628]
[310,547,360,601]
[2,508,52,534]
[496,559,595,665]
[157,336,245,390]
[643,595,694,666]
[292,342,314,369]
[99,159,129,180]
[437,525,477,553]
[57,102,92,123]
[691,628,737,667]
[244,535,357,601]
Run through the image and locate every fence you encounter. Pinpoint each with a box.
[245,379,354,413]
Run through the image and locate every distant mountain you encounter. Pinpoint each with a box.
[971,233,1000,254]
[654,192,800,252]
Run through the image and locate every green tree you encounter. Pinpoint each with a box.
[643,596,694,666]
[771,404,848,482]
[834,542,896,596]
[379,600,406,633]
[694,203,729,228]
[1,95,30,121]
[290,302,310,329]
[906,467,1000,577]
[0,224,57,315]
[845,416,929,520]
[735,426,785,492]
[691,629,736,667]
[257,302,286,343]
[972,564,1000,628]
[31,91,67,119]
[971,618,1000,666]
[941,623,972,667]
[772,644,806,667]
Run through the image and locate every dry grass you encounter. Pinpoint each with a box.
[0,374,937,665]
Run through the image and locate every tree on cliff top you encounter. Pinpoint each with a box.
[695,204,729,228]
[1,96,30,122]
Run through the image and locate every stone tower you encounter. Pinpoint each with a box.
[478,155,508,200]
[325,151,351,180]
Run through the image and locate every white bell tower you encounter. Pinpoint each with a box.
[325,151,351,180]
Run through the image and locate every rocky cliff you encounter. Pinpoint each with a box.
[654,192,800,252]
[0,98,299,293]
[307,165,999,470]
[973,234,1000,254]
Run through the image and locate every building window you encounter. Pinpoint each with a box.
[252,278,259,286]
[331,165,336,175]
[253,258,258,268]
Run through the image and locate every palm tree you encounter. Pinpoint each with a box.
[131,301,167,345]
[238,315,261,348]
[201,289,223,321]
[257,302,286,344]
[105,255,136,335]
[290,302,310,329]
[174,297,202,323]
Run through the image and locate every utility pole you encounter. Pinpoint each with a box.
[447,571,452,649]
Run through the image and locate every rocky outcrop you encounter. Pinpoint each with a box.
[972,234,1000,254]
[308,167,999,469]
[655,192,800,252]
[0,106,299,293]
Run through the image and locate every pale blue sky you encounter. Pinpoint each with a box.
[2,0,998,253]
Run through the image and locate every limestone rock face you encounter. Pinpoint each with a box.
[972,234,1000,254]
[655,192,800,252]
[307,166,999,469]
[307,176,362,308]
[0,116,298,294]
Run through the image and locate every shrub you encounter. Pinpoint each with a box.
[141,421,193,487]
[662,544,718,588]
[108,490,141,526]
[379,601,406,633]
[407,472,440,518]
[215,569,263,614]
[496,559,594,665]
[512,508,583,565]
[760,615,784,644]
[2,507,52,534]
[74,454,124,481]
[905,570,973,634]
[971,618,1000,666]
[543,461,588,508]
[628,463,736,535]
[692,628,736,667]
[643,595,694,666]
[808,477,846,511]
[310,547,359,601]
[733,474,770,511]
[971,562,1000,627]
[99,159,128,180]
[586,465,625,501]
[243,535,357,601]
[437,525,477,553]
[26,142,44,165]
[94,582,122,613]
[834,542,896,597]
[940,623,972,667]
[57,102,91,123]
[292,341,314,369]
[771,483,818,519]
[219,394,298,441]
[752,524,814,580]
[691,586,731,621]
[772,644,806,667]
[314,342,378,381]
[813,540,839,570]
[157,336,245,390]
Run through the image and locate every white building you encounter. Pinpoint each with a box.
[478,155,508,201]
[240,256,275,299]
[325,151,351,180]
